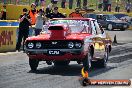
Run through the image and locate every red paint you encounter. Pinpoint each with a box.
[26,18,94,61]
[28,52,86,61]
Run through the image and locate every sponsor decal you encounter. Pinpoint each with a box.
[0,30,13,47]
[79,67,131,86]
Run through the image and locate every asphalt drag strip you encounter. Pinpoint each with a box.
[0,43,132,88]
[109,43,132,63]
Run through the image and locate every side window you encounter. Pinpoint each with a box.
[89,14,97,19]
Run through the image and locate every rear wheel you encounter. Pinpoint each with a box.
[97,59,106,68]
[104,47,109,63]
[83,52,91,71]
[29,59,39,71]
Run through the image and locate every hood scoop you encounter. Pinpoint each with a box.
[49,26,66,40]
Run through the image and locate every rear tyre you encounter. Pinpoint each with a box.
[104,47,109,63]
[29,59,39,71]
[54,61,70,66]
[98,59,106,68]
[83,52,91,71]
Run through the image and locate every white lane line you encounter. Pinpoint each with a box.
[112,43,132,48]
[109,52,132,59]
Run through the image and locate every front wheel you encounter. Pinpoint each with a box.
[29,59,39,71]
[107,24,113,31]
[120,28,125,31]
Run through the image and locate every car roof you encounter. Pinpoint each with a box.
[114,14,129,18]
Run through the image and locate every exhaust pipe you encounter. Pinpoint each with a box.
[46,61,52,65]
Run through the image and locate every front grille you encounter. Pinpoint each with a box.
[42,41,67,49]
[27,50,66,55]
[116,23,122,26]
[26,40,83,49]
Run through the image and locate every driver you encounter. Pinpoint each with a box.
[80,24,89,33]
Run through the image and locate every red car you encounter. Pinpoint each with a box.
[25,18,112,71]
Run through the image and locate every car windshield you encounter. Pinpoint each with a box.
[49,19,89,33]
[114,14,128,19]
[106,15,118,20]
[88,14,97,19]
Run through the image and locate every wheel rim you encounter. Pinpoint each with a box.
[108,24,112,30]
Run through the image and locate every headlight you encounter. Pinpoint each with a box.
[28,42,34,49]
[36,42,42,48]
[75,42,82,48]
[68,42,74,48]
[123,25,127,28]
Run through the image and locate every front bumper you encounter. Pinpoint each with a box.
[113,24,129,29]
[25,49,86,61]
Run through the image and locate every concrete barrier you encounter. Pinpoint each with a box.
[0,20,36,52]
[0,20,19,26]
[0,20,19,52]
[0,26,17,52]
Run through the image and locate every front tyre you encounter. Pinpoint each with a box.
[107,24,113,31]
[121,28,125,31]
[29,59,39,71]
